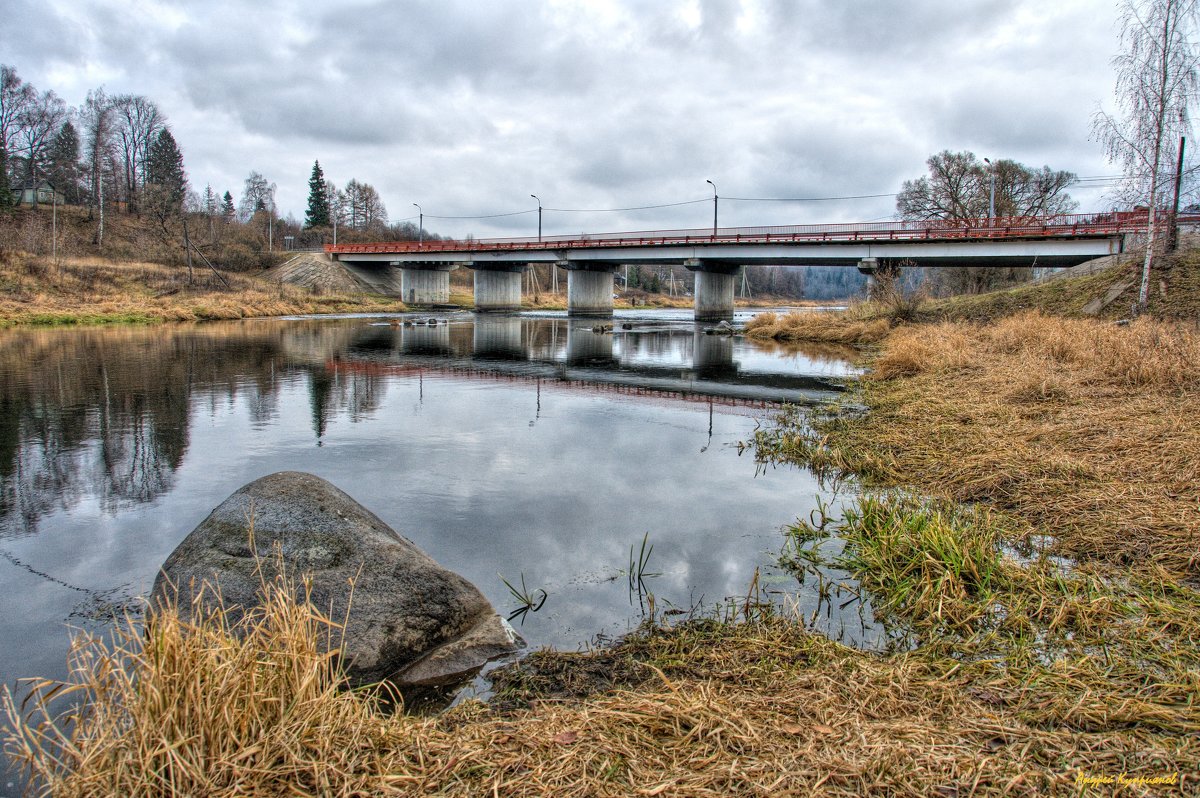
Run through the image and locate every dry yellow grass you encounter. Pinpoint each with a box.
[6,579,1195,797]
[0,252,408,326]
[744,310,892,344]
[809,311,1200,576]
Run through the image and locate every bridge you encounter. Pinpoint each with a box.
[326,212,1151,321]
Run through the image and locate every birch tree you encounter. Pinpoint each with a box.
[80,88,116,246]
[1093,0,1200,307]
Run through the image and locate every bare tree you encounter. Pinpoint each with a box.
[342,178,388,231]
[896,151,1077,294]
[1094,0,1200,307]
[238,170,274,222]
[79,88,116,246]
[897,150,1076,222]
[112,94,165,214]
[15,88,67,207]
[0,65,35,205]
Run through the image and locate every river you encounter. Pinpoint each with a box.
[0,309,869,764]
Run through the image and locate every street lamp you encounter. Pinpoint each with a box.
[531,194,542,241]
[412,203,423,245]
[706,179,718,236]
[983,158,996,223]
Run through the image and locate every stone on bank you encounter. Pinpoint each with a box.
[151,471,521,688]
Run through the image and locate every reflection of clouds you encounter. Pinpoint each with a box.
[0,317,856,702]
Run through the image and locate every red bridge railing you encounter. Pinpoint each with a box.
[326,210,1187,255]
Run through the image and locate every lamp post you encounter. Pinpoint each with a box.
[706,179,718,236]
[531,194,542,241]
[412,203,423,245]
[983,158,995,224]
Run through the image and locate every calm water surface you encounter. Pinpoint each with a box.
[0,312,869,729]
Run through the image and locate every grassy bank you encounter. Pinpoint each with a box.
[0,252,408,327]
[745,248,1200,346]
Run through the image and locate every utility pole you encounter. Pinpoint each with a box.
[531,194,542,241]
[983,157,995,225]
[413,203,423,245]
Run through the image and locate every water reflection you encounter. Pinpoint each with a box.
[0,315,868,710]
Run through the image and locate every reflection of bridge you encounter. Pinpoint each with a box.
[327,213,1155,320]
[336,318,847,406]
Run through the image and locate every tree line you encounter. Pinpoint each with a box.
[0,64,419,265]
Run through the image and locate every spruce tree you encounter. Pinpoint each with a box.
[46,121,80,204]
[221,190,235,220]
[304,160,330,228]
[147,128,187,210]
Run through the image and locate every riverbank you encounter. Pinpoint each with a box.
[0,252,408,327]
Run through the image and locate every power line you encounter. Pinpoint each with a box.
[544,197,710,213]
[426,208,537,220]
[724,192,897,202]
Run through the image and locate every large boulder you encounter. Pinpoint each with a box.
[151,471,521,688]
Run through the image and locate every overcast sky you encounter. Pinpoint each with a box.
[4,0,1128,238]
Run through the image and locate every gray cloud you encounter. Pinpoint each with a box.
[2,0,1123,235]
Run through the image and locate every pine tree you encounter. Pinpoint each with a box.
[221,190,235,220]
[146,127,187,210]
[304,160,330,228]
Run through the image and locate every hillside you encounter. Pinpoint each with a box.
[922,248,1200,322]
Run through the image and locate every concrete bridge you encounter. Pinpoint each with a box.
[335,317,847,406]
[327,213,1148,320]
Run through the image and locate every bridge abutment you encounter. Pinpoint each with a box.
[686,260,739,322]
[398,263,454,305]
[566,266,615,317]
[472,266,524,312]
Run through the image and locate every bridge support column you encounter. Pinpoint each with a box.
[399,264,454,305]
[692,326,736,377]
[473,266,524,312]
[473,315,524,358]
[566,320,616,364]
[686,259,738,322]
[567,266,615,317]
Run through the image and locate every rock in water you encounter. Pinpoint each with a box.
[151,471,521,688]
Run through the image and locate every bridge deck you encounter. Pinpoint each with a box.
[327,211,1162,258]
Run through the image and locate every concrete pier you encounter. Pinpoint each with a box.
[692,326,736,377]
[473,315,525,359]
[399,323,451,357]
[566,320,616,364]
[399,264,453,305]
[567,267,615,317]
[473,267,523,312]
[686,260,738,322]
